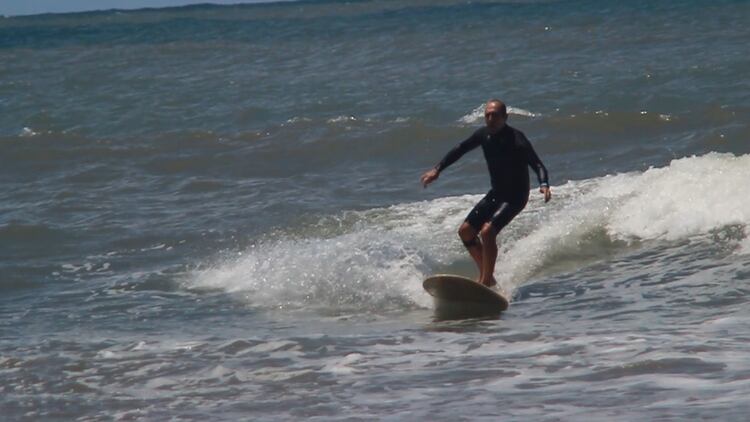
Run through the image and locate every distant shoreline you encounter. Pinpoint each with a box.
[1,0,299,18]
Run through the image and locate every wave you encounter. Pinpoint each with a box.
[494,152,750,288]
[5,103,745,175]
[188,152,750,311]
[0,222,68,245]
[186,195,478,312]
[458,103,540,124]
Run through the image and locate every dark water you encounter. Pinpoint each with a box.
[2,0,750,420]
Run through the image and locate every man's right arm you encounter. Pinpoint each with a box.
[421,130,482,188]
[434,130,482,173]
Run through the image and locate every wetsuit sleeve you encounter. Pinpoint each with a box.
[520,133,549,187]
[434,130,482,173]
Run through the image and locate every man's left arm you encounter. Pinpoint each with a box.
[521,134,551,203]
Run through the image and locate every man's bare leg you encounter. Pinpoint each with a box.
[458,222,484,280]
[479,223,499,287]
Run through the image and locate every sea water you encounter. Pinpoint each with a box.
[2,0,750,420]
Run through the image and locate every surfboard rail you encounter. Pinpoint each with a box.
[423,274,509,313]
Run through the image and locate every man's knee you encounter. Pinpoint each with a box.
[479,223,497,242]
[458,222,477,241]
[458,223,480,247]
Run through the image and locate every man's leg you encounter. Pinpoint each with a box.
[458,222,483,278]
[479,223,499,287]
[461,191,499,284]
[479,199,527,287]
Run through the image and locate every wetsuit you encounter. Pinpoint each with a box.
[435,124,549,231]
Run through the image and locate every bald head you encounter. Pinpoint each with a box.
[486,99,507,115]
[484,99,508,132]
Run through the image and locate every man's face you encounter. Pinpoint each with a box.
[484,102,507,132]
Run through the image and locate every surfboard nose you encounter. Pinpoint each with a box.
[423,274,509,313]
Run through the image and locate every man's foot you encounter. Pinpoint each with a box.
[479,276,497,287]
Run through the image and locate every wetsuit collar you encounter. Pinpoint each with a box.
[486,122,507,135]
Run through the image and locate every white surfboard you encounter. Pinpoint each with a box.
[423,274,509,315]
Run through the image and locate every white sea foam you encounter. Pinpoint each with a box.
[458,104,540,124]
[189,195,478,310]
[496,152,750,289]
[326,115,358,123]
[606,153,749,240]
[322,353,364,375]
[19,127,37,137]
[190,153,750,309]
[737,227,750,255]
[285,116,312,124]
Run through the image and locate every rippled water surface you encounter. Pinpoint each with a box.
[2,0,750,420]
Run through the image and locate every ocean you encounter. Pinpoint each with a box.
[2,0,750,420]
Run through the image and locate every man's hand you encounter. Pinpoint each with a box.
[540,186,552,203]
[421,168,439,188]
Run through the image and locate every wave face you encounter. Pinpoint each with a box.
[189,152,750,307]
[2,1,750,420]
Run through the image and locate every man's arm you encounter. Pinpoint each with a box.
[521,133,551,202]
[421,130,482,188]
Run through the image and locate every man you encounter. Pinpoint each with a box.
[420,99,551,287]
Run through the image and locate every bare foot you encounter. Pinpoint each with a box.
[479,276,497,287]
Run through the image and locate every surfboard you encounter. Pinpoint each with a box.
[423,274,509,316]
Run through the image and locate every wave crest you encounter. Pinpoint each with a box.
[458,104,540,124]
[189,153,750,310]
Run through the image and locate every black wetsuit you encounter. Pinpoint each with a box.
[435,124,549,231]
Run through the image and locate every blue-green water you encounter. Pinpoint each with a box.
[2,1,750,420]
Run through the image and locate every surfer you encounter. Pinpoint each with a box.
[420,99,551,287]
